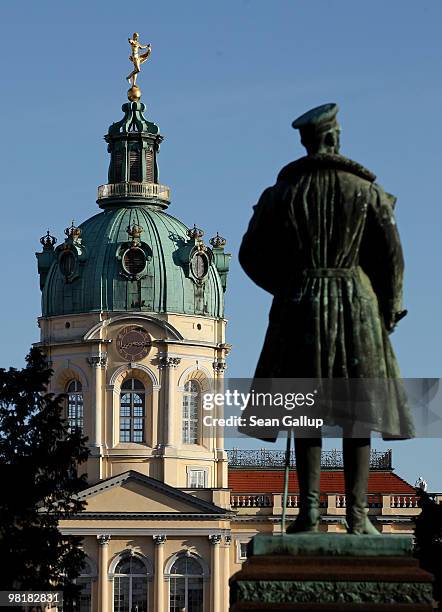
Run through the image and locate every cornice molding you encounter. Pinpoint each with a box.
[76,470,227,514]
[60,527,231,536]
[69,512,233,520]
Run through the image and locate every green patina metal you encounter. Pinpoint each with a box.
[248,533,414,557]
[235,580,434,604]
[105,101,163,190]
[39,206,228,317]
[36,100,230,318]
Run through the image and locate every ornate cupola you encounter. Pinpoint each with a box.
[35,41,230,319]
[98,101,170,209]
[35,33,232,500]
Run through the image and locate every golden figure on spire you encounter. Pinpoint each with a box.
[126,32,152,102]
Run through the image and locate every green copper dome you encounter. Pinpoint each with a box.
[36,101,230,319]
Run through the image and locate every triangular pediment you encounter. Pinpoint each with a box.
[76,471,227,516]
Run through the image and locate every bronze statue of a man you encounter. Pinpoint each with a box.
[239,103,414,534]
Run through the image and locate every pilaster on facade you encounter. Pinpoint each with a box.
[153,535,166,612]
[223,535,231,612]
[158,356,181,455]
[87,352,107,480]
[209,534,222,612]
[97,534,111,612]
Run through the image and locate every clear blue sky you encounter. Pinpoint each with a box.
[1,1,441,487]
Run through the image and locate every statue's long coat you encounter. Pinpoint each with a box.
[239,153,414,440]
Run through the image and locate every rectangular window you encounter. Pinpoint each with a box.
[239,542,248,560]
[187,468,207,488]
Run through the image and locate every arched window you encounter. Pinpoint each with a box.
[114,556,149,612]
[120,379,145,443]
[182,381,199,444]
[169,556,204,612]
[67,380,84,433]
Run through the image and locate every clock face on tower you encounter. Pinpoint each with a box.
[116,326,151,361]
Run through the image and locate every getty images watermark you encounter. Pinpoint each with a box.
[198,378,442,438]
[202,389,323,430]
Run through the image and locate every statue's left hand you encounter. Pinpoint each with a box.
[385,315,397,333]
[386,309,408,333]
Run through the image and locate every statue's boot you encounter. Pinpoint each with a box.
[343,438,380,535]
[286,437,321,533]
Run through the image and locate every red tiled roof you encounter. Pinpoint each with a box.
[228,470,415,494]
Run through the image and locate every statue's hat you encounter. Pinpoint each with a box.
[292,103,339,136]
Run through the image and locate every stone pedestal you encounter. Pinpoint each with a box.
[229,534,434,611]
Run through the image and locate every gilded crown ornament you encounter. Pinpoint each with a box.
[40,230,57,250]
[126,32,152,102]
[187,225,207,252]
[64,221,82,243]
[127,223,143,246]
[209,232,227,249]
[187,224,204,241]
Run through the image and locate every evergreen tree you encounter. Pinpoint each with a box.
[0,347,89,607]
[414,489,442,609]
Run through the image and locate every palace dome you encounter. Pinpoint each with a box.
[37,101,230,319]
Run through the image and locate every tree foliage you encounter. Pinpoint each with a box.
[414,489,442,608]
[0,347,89,601]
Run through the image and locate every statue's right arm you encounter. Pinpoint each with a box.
[359,184,405,332]
[239,186,280,294]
